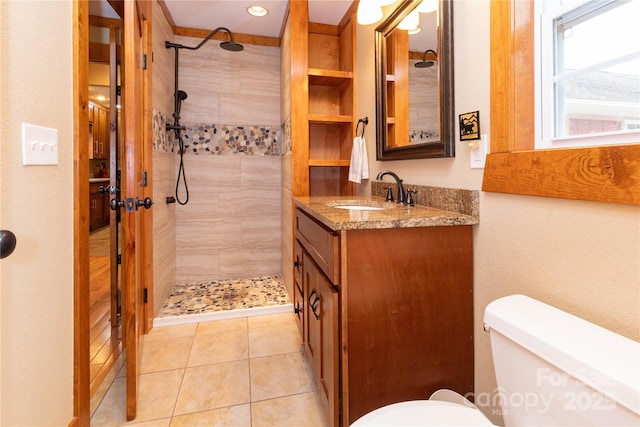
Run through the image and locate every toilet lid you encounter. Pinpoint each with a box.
[350,400,496,426]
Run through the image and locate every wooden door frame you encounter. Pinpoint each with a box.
[72,0,153,425]
[72,0,91,424]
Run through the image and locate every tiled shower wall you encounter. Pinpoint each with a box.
[172,124,282,284]
[409,59,439,143]
[152,0,177,317]
[151,23,283,311]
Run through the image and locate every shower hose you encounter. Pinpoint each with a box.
[176,134,189,205]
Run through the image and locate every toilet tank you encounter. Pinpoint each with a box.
[484,295,640,426]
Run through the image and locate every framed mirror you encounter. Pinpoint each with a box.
[375,0,454,160]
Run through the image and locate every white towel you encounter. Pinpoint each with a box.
[348,135,369,183]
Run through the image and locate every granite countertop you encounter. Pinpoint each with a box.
[89,178,110,183]
[293,196,479,231]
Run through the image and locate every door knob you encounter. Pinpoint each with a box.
[136,197,153,210]
[110,198,125,211]
[0,229,17,259]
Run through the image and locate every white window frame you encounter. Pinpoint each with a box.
[535,0,640,149]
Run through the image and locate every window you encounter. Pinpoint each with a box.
[483,0,640,206]
[537,0,640,149]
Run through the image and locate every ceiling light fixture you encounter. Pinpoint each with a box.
[417,0,438,13]
[247,5,268,17]
[398,9,419,31]
[357,0,383,25]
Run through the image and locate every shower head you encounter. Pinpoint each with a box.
[177,90,188,102]
[165,27,244,52]
[220,41,244,52]
[415,49,437,68]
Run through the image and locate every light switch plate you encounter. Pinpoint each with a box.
[22,123,59,165]
[470,134,488,169]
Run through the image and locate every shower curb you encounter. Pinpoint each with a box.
[153,303,294,328]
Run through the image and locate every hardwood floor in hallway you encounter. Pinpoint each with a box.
[89,227,122,398]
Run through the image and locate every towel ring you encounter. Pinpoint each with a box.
[356,117,368,138]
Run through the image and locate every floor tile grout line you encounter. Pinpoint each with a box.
[168,330,197,420]
[249,389,321,405]
[247,317,254,426]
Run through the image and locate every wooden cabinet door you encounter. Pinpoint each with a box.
[303,252,320,376]
[294,241,304,339]
[89,191,104,231]
[98,107,109,158]
[303,252,339,427]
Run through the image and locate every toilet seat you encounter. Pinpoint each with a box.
[350,400,496,426]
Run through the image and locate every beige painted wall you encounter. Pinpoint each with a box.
[355,0,640,424]
[0,1,74,424]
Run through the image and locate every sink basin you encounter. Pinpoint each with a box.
[333,205,386,211]
[327,200,391,211]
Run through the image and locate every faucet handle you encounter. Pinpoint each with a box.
[385,186,394,202]
[406,189,416,206]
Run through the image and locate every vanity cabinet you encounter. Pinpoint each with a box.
[90,182,109,231]
[294,206,474,426]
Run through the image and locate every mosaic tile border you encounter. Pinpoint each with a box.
[282,115,292,155]
[152,109,175,153]
[152,109,285,156]
[178,123,281,156]
[371,181,480,219]
[409,129,439,144]
[159,275,290,317]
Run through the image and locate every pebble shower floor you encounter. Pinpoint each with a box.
[158,275,290,317]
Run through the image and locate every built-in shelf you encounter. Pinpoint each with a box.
[308,68,353,86]
[309,114,353,124]
[309,159,351,167]
[290,1,356,199]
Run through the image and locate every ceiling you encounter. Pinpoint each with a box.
[87,0,436,104]
[87,0,353,105]
[89,0,354,38]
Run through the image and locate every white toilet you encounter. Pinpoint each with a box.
[351,294,640,426]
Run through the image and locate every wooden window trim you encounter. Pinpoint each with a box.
[482,0,640,206]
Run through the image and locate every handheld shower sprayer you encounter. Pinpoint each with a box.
[175,90,188,117]
[165,27,243,206]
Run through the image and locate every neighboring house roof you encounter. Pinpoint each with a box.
[565,70,640,103]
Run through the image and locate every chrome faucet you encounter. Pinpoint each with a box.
[376,170,405,204]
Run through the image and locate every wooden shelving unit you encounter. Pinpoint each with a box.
[290,2,357,197]
[384,29,408,149]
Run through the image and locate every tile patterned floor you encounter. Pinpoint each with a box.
[91,312,329,426]
[159,276,290,317]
